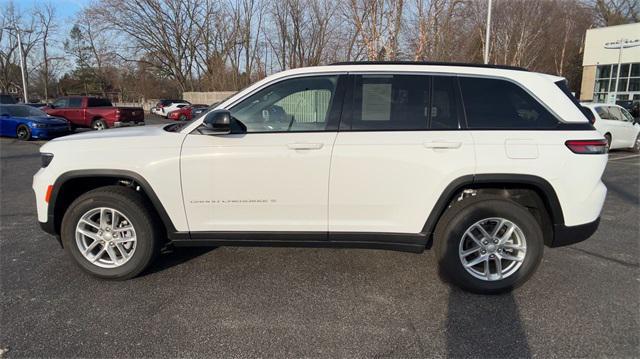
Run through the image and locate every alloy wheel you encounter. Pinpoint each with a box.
[75,207,137,268]
[458,217,527,281]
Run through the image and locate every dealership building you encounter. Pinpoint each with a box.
[580,22,640,103]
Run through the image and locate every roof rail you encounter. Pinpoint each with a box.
[329,61,528,72]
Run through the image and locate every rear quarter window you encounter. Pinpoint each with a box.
[459,77,559,129]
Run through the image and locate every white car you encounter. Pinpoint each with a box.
[151,99,191,117]
[580,103,640,152]
[33,62,608,294]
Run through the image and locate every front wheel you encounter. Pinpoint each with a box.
[61,186,160,279]
[16,124,31,141]
[434,196,544,294]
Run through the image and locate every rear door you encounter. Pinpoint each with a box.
[328,74,475,235]
[608,106,636,147]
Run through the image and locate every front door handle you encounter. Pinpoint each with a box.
[287,143,324,150]
[423,141,462,149]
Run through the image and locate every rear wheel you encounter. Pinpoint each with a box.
[61,186,160,279]
[434,196,544,294]
[92,119,107,130]
[631,134,639,153]
[16,124,31,141]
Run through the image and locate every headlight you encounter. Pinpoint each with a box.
[31,123,48,128]
[41,153,54,168]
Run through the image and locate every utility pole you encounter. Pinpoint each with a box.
[4,25,32,103]
[483,0,492,64]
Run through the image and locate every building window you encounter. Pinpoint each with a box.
[593,62,640,102]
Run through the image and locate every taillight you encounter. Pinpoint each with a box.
[565,139,608,154]
[115,109,121,119]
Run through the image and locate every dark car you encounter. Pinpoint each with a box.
[0,104,71,140]
[0,94,17,104]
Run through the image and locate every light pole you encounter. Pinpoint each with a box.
[604,38,640,103]
[4,25,33,103]
[483,0,492,64]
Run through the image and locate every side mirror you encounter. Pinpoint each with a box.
[199,109,231,135]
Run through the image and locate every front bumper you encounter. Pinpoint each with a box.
[550,217,600,247]
[31,127,71,139]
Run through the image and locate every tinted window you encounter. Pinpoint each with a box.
[68,97,82,107]
[87,98,112,107]
[595,106,610,119]
[0,105,47,117]
[431,76,461,129]
[231,76,337,133]
[607,106,625,121]
[53,98,69,108]
[350,75,430,130]
[460,77,559,129]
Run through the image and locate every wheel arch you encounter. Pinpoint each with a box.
[48,170,180,239]
[422,174,564,248]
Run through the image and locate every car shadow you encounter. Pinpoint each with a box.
[445,287,531,357]
[142,246,217,276]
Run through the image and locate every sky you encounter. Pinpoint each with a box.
[1,0,89,26]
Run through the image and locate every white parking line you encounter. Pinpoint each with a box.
[609,154,640,161]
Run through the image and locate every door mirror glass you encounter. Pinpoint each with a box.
[199,109,232,135]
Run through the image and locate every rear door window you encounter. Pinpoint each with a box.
[430,76,462,129]
[607,106,625,121]
[459,77,559,129]
[595,106,611,119]
[348,74,430,130]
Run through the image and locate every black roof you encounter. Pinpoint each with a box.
[329,61,528,72]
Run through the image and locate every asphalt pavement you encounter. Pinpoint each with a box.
[0,122,638,357]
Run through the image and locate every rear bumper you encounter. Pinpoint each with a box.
[550,217,600,247]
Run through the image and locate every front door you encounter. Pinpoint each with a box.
[180,75,346,234]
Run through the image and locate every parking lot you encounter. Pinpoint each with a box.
[0,120,638,357]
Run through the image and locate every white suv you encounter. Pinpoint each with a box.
[33,62,608,294]
[580,103,640,152]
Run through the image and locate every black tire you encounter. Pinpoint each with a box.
[605,133,612,150]
[92,118,108,130]
[60,186,161,280]
[16,124,31,141]
[630,134,639,153]
[434,195,544,294]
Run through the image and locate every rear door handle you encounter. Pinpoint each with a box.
[287,143,324,150]
[423,141,462,149]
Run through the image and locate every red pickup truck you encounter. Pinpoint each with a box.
[44,96,144,130]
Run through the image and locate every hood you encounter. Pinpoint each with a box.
[51,124,167,142]
[25,116,68,125]
[41,124,185,154]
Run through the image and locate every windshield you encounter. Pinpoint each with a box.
[0,105,47,117]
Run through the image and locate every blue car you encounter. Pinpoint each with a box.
[0,104,71,141]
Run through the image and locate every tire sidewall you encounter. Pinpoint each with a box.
[436,199,544,294]
[92,119,107,130]
[61,192,155,279]
[16,125,31,141]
